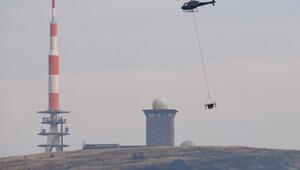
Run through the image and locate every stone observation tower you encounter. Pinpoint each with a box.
[143,98,178,146]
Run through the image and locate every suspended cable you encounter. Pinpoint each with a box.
[191,13,211,99]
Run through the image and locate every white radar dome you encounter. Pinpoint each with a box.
[152,98,168,110]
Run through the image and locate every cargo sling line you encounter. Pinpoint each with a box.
[192,13,213,102]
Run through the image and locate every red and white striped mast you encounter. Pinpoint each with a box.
[49,0,59,110]
[38,0,70,153]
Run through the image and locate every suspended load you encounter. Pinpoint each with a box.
[205,95,216,110]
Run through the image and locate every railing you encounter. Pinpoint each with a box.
[38,129,70,136]
[41,117,67,124]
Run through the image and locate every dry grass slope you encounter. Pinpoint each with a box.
[1,146,300,170]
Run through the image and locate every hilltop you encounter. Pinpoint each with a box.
[1,146,300,170]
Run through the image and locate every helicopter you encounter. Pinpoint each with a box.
[181,0,215,12]
[180,0,217,110]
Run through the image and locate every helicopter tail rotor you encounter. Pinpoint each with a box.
[212,0,215,6]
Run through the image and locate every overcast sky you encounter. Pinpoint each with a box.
[0,0,300,157]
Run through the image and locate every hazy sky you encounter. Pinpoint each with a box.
[0,0,300,157]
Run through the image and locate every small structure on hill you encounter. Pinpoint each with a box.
[180,140,196,147]
[83,144,120,150]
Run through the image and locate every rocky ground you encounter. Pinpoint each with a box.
[1,146,300,170]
